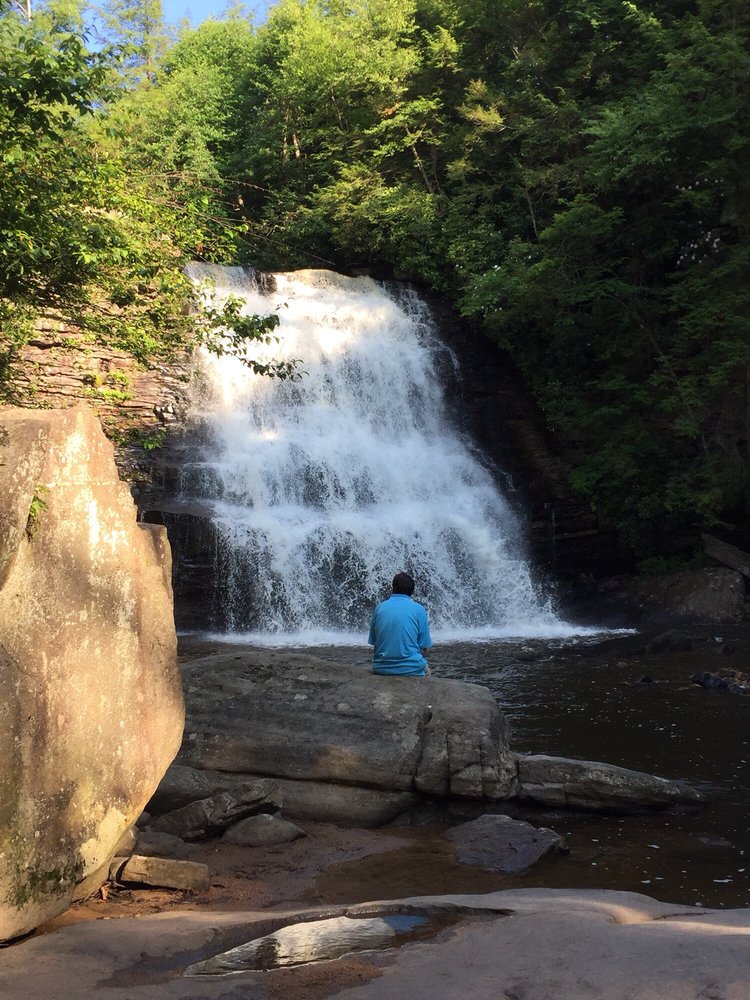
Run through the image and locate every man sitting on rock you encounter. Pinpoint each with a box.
[368,572,433,676]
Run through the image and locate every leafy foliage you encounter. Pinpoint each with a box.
[0,5,295,399]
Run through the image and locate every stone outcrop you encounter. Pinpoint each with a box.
[221,814,306,847]
[177,651,517,825]
[172,652,703,825]
[604,567,747,624]
[445,814,568,873]
[0,406,184,941]
[702,533,750,579]
[11,318,191,448]
[148,780,281,841]
[515,754,705,812]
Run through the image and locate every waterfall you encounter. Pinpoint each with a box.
[183,265,568,643]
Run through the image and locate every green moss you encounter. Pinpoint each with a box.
[106,368,132,389]
[122,426,167,451]
[9,858,83,909]
[82,385,134,403]
[25,485,50,540]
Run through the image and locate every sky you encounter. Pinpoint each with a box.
[161,0,272,26]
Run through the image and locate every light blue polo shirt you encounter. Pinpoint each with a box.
[368,593,433,675]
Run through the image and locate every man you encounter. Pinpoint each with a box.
[368,572,433,676]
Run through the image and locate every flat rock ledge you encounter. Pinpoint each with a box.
[515,753,706,813]
[174,653,704,825]
[1,890,748,1000]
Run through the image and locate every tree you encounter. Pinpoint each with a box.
[457,0,750,552]
[0,9,296,398]
[95,0,169,83]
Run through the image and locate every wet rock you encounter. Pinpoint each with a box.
[697,835,734,849]
[702,533,750,579]
[147,780,281,841]
[114,855,210,891]
[0,407,184,942]
[147,764,216,816]
[3,889,750,1000]
[177,651,517,825]
[135,831,200,860]
[515,754,705,812]
[253,778,417,827]
[445,814,567,873]
[691,671,748,695]
[630,568,746,624]
[222,814,306,847]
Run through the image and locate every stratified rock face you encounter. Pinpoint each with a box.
[0,406,184,941]
[178,651,517,825]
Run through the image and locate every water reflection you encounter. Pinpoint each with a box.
[184,913,429,976]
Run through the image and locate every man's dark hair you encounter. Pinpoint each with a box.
[392,572,415,596]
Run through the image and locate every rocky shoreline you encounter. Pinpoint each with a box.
[7,623,750,997]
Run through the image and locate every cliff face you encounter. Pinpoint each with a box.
[422,295,631,580]
[8,314,192,478]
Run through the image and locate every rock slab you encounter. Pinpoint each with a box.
[628,567,746,623]
[148,780,281,840]
[0,407,184,940]
[1,890,749,1000]
[516,754,705,812]
[114,855,209,891]
[177,650,517,825]
[445,814,567,873]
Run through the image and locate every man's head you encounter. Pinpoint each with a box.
[392,572,415,596]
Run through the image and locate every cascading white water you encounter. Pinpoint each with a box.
[184,264,567,642]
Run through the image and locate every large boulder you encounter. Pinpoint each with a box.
[0,407,184,941]
[177,651,517,825]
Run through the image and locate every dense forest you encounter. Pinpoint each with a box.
[1,0,748,561]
